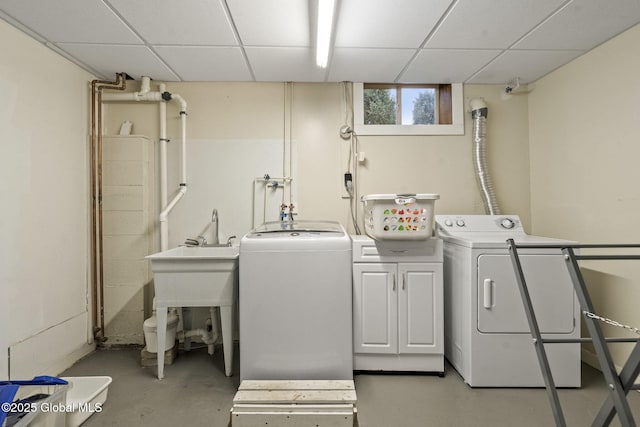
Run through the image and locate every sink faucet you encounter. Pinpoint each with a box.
[186,208,221,246]
[211,208,219,245]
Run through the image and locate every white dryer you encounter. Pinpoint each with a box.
[239,221,353,381]
[435,215,581,387]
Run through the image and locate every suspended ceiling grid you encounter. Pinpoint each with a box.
[1,0,639,84]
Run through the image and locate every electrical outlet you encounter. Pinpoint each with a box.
[341,172,352,199]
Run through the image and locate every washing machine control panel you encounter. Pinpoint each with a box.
[435,215,523,234]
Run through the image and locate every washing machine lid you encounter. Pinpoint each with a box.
[251,220,345,234]
[241,220,351,251]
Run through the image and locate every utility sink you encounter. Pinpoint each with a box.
[148,245,239,261]
[146,245,239,306]
[145,245,239,379]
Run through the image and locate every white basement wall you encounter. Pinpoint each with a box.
[529,23,640,370]
[102,136,155,345]
[0,20,95,379]
[104,82,531,241]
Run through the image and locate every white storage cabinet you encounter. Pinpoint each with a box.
[352,236,444,373]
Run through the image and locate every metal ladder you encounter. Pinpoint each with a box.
[507,240,640,427]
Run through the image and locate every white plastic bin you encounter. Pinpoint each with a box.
[61,376,111,427]
[362,193,439,241]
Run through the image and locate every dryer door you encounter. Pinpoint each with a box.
[477,254,575,334]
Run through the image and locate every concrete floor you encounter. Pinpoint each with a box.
[60,345,640,427]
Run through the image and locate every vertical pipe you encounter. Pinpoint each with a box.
[89,81,98,340]
[159,86,169,253]
[283,83,289,207]
[180,110,187,185]
[96,89,105,341]
[90,73,126,342]
[159,93,188,251]
[159,83,168,210]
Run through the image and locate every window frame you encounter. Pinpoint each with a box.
[353,82,464,136]
[364,83,440,125]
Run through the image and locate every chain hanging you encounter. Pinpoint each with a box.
[583,311,640,336]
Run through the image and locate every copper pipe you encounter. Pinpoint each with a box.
[90,80,98,338]
[90,73,126,342]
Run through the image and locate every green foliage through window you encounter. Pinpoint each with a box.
[363,88,396,124]
[411,89,435,125]
[363,84,441,126]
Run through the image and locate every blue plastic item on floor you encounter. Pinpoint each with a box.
[0,376,69,426]
[0,376,68,386]
[0,384,19,426]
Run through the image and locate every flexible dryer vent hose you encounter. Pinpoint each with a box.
[471,99,500,215]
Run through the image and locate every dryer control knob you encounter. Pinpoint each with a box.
[455,219,466,227]
[500,218,515,229]
[444,219,453,227]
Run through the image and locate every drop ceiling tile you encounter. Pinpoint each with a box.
[245,47,326,82]
[467,49,584,84]
[426,0,565,49]
[226,0,309,46]
[515,0,640,50]
[399,49,501,83]
[57,44,180,81]
[0,0,141,44]
[1,0,637,83]
[108,0,237,46]
[155,46,250,81]
[334,0,455,48]
[328,48,415,82]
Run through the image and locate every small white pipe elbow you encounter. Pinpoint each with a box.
[170,93,187,111]
[159,186,187,222]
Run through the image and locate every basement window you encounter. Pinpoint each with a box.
[353,82,464,135]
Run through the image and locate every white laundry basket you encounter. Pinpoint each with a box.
[362,194,439,241]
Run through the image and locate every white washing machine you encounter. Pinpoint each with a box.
[435,215,581,387]
[239,221,353,381]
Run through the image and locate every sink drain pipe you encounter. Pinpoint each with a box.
[102,77,188,250]
[471,98,500,215]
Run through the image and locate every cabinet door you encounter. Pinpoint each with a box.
[353,263,397,354]
[398,263,443,354]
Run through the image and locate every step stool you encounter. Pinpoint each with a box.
[230,380,357,427]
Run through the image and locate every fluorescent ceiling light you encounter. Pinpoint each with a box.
[316,0,336,68]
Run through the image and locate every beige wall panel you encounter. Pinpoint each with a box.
[0,19,95,378]
[529,23,640,368]
[103,186,144,211]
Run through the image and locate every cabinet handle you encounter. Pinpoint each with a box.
[402,272,407,290]
[483,278,493,309]
[392,272,396,291]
